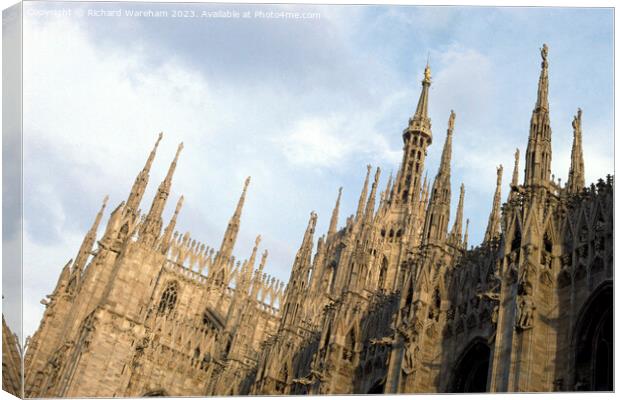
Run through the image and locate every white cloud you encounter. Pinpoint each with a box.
[277,114,402,168]
[278,117,350,167]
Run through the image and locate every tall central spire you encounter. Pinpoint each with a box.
[524,44,552,187]
[394,62,434,204]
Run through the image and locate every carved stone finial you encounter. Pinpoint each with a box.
[573,108,582,130]
[448,110,456,131]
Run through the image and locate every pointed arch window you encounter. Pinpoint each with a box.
[157,281,178,315]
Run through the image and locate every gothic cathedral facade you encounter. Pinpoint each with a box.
[22,44,613,397]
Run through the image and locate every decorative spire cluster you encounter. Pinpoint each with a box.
[139,142,184,247]
[280,211,318,330]
[126,132,163,218]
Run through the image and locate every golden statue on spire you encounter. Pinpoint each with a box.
[424,63,431,82]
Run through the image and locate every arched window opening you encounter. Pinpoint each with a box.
[157,281,178,316]
[450,340,491,393]
[574,284,612,391]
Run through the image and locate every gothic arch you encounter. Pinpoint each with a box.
[449,338,491,393]
[572,281,612,391]
[157,281,179,315]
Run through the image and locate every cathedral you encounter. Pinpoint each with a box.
[16,43,613,397]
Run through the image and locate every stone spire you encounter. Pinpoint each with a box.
[422,111,455,245]
[355,166,372,223]
[567,108,585,193]
[126,132,163,218]
[383,172,393,204]
[439,110,455,175]
[160,195,184,255]
[247,235,262,272]
[72,195,108,276]
[281,212,317,330]
[508,148,520,201]
[485,165,503,242]
[241,236,263,293]
[511,148,520,187]
[251,250,269,299]
[524,44,552,187]
[327,187,343,239]
[217,177,251,266]
[364,167,381,224]
[450,183,465,245]
[139,142,183,247]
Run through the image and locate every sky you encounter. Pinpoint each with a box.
[14,2,613,339]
